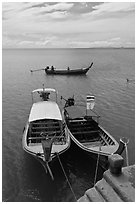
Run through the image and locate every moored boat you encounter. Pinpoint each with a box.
[62,96,128,169]
[22,85,70,179]
[45,62,93,75]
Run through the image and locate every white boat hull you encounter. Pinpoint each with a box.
[22,122,70,163]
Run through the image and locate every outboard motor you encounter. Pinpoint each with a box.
[65,97,75,107]
[61,95,75,107]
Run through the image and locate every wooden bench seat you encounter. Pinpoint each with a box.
[32,123,59,127]
[28,136,64,140]
[31,130,61,135]
[69,121,91,126]
[79,137,100,143]
[69,119,86,123]
[70,126,97,132]
[31,126,60,130]
[69,123,98,129]
[72,130,99,135]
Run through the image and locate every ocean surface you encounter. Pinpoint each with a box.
[2,48,135,201]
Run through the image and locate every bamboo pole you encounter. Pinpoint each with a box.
[30,68,45,72]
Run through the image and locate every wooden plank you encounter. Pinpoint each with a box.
[32,126,60,130]
[73,130,99,135]
[28,136,64,140]
[70,127,96,132]
[32,121,59,125]
[31,130,61,135]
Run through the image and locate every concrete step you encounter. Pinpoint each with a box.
[95,178,123,202]
[78,195,90,202]
[78,155,135,202]
[85,187,105,202]
[103,167,135,202]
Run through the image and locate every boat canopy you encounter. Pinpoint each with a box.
[66,106,85,119]
[32,88,56,93]
[29,101,62,122]
[66,105,98,119]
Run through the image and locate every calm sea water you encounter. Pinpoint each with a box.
[2,48,135,201]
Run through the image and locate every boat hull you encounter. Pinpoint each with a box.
[45,62,93,75]
[69,136,109,170]
[62,96,127,170]
[22,87,71,179]
[65,123,123,170]
[45,68,90,75]
[22,123,71,161]
[23,146,70,179]
[23,140,70,164]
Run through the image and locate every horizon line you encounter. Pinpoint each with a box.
[2,47,135,49]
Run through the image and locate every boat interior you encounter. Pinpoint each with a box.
[27,119,66,146]
[67,117,115,147]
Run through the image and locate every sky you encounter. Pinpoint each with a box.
[2,2,135,48]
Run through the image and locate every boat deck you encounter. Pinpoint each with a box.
[27,143,69,155]
[67,118,115,147]
[27,119,65,145]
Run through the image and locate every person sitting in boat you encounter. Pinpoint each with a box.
[51,66,55,71]
[45,66,49,70]
[67,67,70,71]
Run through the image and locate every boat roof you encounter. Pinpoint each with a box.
[66,106,85,119]
[66,105,98,118]
[32,88,56,93]
[29,101,62,122]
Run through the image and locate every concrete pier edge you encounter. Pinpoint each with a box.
[78,154,135,202]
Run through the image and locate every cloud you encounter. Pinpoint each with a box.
[91,2,135,17]
[81,2,135,20]
[19,40,33,45]
[92,2,135,13]
[24,2,74,16]
[2,2,135,48]
[43,2,73,12]
[41,11,69,19]
[68,38,121,48]
[2,2,74,21]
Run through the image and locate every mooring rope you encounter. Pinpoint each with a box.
[93,145,101,186]
[93,152,100,186]
[56,153,77,201]
[125,143,129,166]
[46,162,54,180]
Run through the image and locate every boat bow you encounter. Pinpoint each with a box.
[114,137,129,155]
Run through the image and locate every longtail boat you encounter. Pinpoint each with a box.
[22,85,70,179]
[61,95,128,169]
[45,62,93,75]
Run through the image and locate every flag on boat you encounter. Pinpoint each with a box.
[86,95,95,110]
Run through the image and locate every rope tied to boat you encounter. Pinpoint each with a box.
[56,152,77,202]
[125,143,129,166]
[93,145,101,186]
[121,137,129,167]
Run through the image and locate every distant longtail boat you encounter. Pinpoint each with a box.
[45,62,93,75]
